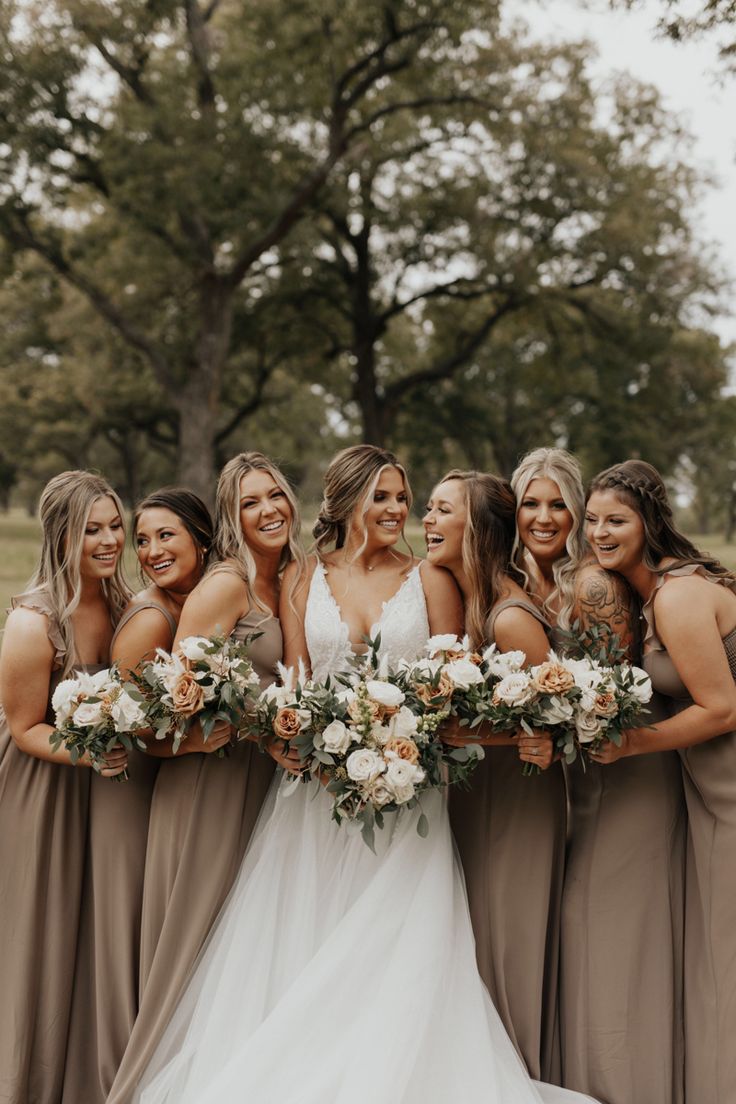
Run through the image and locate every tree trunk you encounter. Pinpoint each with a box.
[173,279,233,506]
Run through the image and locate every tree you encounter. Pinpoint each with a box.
[0,0,501,500]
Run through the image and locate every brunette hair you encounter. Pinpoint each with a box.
[589,459,735,581]
[313,445,412,561]
[212,451,304,609]
[511,447,587,629]
[25,470,131,676]
[133,488,214,583]
[437,469,522,648]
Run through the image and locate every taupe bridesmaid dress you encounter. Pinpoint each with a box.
[0,590,96,1104]
[643,563,736,1104]
[560,702,685,1104]
[449,597,566,1083]
[61,602,174,1104]
[106,604,280,1104]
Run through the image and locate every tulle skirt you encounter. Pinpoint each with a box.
[136,776,597,1104]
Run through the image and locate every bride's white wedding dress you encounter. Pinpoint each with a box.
[136,563,597,1104]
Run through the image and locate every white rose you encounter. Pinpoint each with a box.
[538,695,575,725]
[364,778,394,808]
[153,653,187,695]
[493,671,535,706]
[576,710,603,744]
[383,752,425,804]
[321,719,352,755]
[627,666,653,704]
[73,700,106,727]
[484,648,527,677]
[177,635,213,663]
[346,748,385,783]
[259,683,292,710]
[426,634,461,655]
[387,705,419,740]
[51,678,82,725]
[445,657,485,690]
[76,668,112,696]
[110,689,148,732]
[365,680,405,709]
[369,722,391,746]
[562,657,605,692]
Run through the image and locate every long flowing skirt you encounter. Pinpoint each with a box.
[136,777,597,1104]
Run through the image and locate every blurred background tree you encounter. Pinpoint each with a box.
[0,0,732,528]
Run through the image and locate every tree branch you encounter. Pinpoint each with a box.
[0,206,173,389]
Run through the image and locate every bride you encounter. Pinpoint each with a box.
[135,446,598,1104]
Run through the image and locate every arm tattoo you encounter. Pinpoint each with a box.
[575,571,637,658]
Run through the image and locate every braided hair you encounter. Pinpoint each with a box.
[589,460,735,581]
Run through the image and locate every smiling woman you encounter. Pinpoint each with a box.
[0,471,131,1104]
[106,453,304,1104]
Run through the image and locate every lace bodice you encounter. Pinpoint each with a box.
[305,561,430,682]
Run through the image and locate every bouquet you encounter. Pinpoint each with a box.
[136,633,262,753]
[254,641,485,849]
[50,667,148,778]
[554,653,653,763]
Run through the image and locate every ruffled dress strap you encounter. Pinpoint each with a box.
[111,600,178,650]
[641,562,733,655]
[9,588,66,671]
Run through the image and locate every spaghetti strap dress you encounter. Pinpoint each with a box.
[560,592,686,1104]
[449,596,566,1083]
[106,603,280,1104]
[642,562,736,1104]
[62,601,176,1104]
[0,589,98,1104]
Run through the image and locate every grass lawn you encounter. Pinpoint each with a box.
[0,509,734,629]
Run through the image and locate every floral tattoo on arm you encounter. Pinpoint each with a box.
[575,571,638,659]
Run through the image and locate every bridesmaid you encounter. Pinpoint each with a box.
[61,489,215,1104]
[512,448,685,1104]
[107,452,303,1104]
[424,468,563,1082]
[0,471,129,1104]
[586,459,736,1104]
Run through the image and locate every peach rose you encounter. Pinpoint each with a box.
[415,669,454,709]
[273,707,302,741]
[384,736,420,765]
[593,691,618,717]
[171,671,206,717]
[532,662,575,696]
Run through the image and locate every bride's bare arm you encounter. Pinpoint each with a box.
[419,561,464,636]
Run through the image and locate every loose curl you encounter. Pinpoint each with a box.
[437,470,523,649]
[133,488,214,585]
[313,445,412,562]
[25,470,132,677]
[589,459,735,583]
[212,452,305,611]
[511,447,587,629]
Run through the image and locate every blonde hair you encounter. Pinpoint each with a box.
[510,447,587,629]
[212,451,305,609]
[25,470,131,677]
[313,444,412,562]
[436,470,521,649]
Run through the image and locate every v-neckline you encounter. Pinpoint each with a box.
[316,560,419,657]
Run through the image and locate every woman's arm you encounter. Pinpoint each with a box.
[574,564,637,659]
[592,576,736,761]
[173,568,249,647]
[0,608,126,775]
[420,561,464,636]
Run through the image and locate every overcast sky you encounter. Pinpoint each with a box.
[507,0,736,346]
